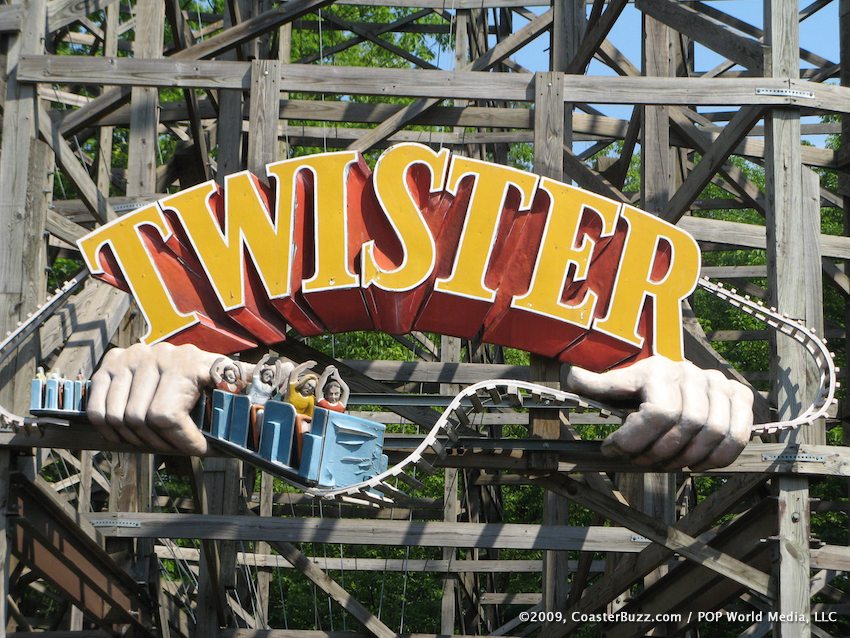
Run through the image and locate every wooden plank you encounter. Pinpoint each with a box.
[811,545,850,571]
[126,0,164,198]
[96,2,118,199]
[9,139,51,415]
[20,55,850,113]
[156,546,595,572]
[85,513,651,552]
[342,360,529,384]
[777,477,812,636]
[532,69,570,624]
[679,216,850,260]
[636,0,764,73]
[0,5,24,32]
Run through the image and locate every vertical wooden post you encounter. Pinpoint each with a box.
[0,1,46,630]
[639,8,677,586]
[278,21,293,159]
[0,0,46,409]
[218,7,243,180]
[112,0,163,589]
[532,71,570,628]
[96,2,119,201]
[195,459,241,637]
[440,335,461,635]
[247,59,282,176]
[839,0,850,551]
[764,2,814,635]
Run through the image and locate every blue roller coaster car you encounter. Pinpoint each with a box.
[199,390,389,489]
[30,377,90,415]
[30,378,389,491]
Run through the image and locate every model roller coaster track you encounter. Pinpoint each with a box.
[0,273,838,505]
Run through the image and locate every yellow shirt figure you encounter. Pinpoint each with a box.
[287,382,315,417]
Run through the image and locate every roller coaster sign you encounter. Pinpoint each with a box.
[77,143,700,372]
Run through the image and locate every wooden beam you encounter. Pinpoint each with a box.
[21,55,850,113]
[637,0,764,73]
[347,8,553,152]
[547,474,770,637]
[0,5,24,32]
[56,0,338,136]
[662,105,764,222]
[564,0,627,74]
[269,539,396,638]
[679,216,850,261]
[37,102,116,223]
[535,475,773,597]
[47,0,119,32]
[156,546,591,573]
[49,281,129,378]
[86,512,651,552]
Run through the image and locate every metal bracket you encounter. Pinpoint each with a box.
[90,519,141,528]
[755,87,815,99]
[630,535,651,543]
[761,453,826,463]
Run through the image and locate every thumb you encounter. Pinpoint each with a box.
[564,363,646,402]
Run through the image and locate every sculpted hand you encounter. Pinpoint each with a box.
[87,342,221,454]
[565,356,754,471]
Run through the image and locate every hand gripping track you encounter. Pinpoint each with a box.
[696,277,837,435]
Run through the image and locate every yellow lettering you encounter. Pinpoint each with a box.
[512,179,621,328]
[296,151,360,293]
[593,205,700,359]
[361,143,449,291]
[77,204,197,343]
[434,156,539,302]
[160,174,292,311]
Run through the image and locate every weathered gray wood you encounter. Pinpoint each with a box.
[0,0,45,412]
[266,538,397,638]
[777,477,812,636]
[347,8,552,152]
[637,0,764,73]
[95,1,118,199]
[126,0,164,198]
[532,70,570,624]
[548,474,770,638]
[56,0,338,136]
[0,5,24,32]
[7,139,51,418]
[765,2,813,633]
[679,216,850,260]
[47,0,120,32]
[85,513,652,552]
[247,59,281,175]
[21,55,850,114]
[156,546,595,573]
[564,0,627,74]
[50,281,129,378]
[663,105,764,222]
